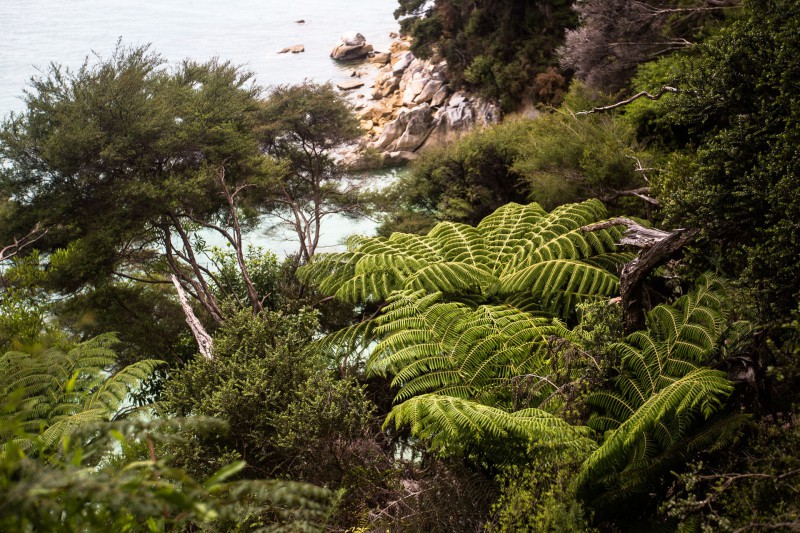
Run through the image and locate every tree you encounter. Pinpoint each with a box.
[650,0,800,321]
[558,0,740,93]
[257,83,364,262]
[302,202,748,525]
[0,43,276,325]
[300,201,631,459]
[395,0,577,110]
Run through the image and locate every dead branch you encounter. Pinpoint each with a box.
[576,86,682,115]
[583,218,699,332]
[171,274,214,360]
[0,224,49,263]
[602,187,660,206]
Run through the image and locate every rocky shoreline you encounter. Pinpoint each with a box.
[332,35,502,169]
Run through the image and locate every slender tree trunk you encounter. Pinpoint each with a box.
[216,167,263,314]
[171,274,214,359]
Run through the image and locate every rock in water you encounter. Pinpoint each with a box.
[278,44,305,54]
[330,32,373,61]
[337,80,365,91]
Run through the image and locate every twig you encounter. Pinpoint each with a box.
[576,86,682,115]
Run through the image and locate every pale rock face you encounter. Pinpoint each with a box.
[341,32,366,46]
[448,91,467,107]
[336,79,364,91]
[431,85,450,107]
[420,98,500,151]
[382,151,418,166]
[402,78,429,106]
[391,52,414,76]
[370,52,391,64]
[372,104,434,152]
[414,79,444,105]
[346,45,501,170]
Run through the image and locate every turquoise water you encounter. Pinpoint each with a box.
[0,0,401,255]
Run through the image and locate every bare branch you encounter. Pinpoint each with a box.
[583,218,699,332]
[602,187,660,206]
[171,274,214,360]
[576,86,682,115]
[0,224,49,263]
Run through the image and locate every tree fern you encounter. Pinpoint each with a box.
[0,334,164,455]
[385,394,596,456]
[578,275,749,502]
[302,201,631,457]
[368,290,563,407]
[299,200,632,309]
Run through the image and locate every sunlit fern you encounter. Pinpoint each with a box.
[385,394,597,456]
[300,201,631,453]
[299,200,632,315]
[0,333,164,455]
[578,274,751,504]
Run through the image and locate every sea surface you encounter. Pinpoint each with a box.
[0,0,402,255]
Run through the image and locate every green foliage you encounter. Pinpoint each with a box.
[302,201,631,462]
[208,246,283,311]
[378,87,652,234]
[488,451,597,533]
[54,282,192,369]
[578,275,750,510]
[163,308,322,476]
[377,117,533,233]
[163,308,393,528]
[0,43,269,290]
[396,0,576,109]
[385,394,595,458]
[0,334,163,455]
[661,415,800,532]
[257,82,364,261]
[650,0,800,320]
[302,200,630,309]
[0,252,51,351]
[513,87,648,213]
[0,337,335,531]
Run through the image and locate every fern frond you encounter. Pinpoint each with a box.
[385,394,596,455]
[580,368,733,486]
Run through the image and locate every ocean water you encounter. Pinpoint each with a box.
[0,0,402,255]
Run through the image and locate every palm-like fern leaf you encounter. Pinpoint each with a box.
[368,290,559,407]
[299,201,633,456]
[0,334,164,455]
[579,274,747,500]
[298,200,630,307]
[385,394,596,455]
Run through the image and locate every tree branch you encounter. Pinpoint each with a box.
[583,218,699,332]
[171,274,214,360]
[576,86,683,115]
[0,224,49,263]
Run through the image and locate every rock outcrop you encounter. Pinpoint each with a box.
[337,80,365,91]
[330,32,374,61]
[278,44,305,54]
[350,40,501,167]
